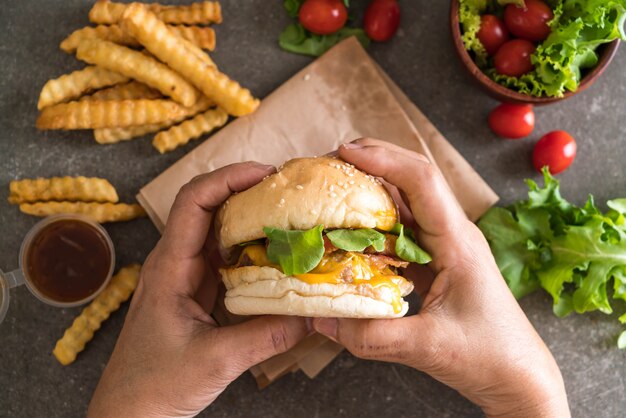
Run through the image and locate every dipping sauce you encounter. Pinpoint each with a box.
[25,219,112,303]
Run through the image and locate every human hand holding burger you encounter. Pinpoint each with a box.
[311,138,570,417]
[88,162,311,417]
[89,139,569,417]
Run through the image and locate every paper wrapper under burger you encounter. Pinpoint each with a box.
[137,37,498,387]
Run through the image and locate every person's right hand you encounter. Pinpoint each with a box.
[313,139,570,418]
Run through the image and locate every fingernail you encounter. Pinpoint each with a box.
[255,163,276,172]
[342,143,363,150]
[313,318,338,341]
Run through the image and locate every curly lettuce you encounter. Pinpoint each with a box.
[459,0,626,97]
[459,0,490,66]
[478,169,626,347]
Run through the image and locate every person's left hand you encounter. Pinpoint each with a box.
[89,162,310,418]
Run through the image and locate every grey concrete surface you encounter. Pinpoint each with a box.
[1,1,625,417]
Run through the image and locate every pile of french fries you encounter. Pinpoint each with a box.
[36,0,257,153]
[8,176,145,222]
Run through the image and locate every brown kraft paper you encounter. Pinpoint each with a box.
[137,37,499,387]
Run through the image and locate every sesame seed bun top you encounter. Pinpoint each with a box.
[215,156,398,250]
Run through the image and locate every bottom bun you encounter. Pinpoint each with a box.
[220,266,411,318]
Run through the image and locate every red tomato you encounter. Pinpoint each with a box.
[299,0,348,35]
[364,0,401,42]
[494,39,535,77]
[488,103,535,139]
[504,0,553,42]
[533,131,577,174]
[477,15,510,56]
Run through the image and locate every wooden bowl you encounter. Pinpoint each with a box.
[449,0,620,105]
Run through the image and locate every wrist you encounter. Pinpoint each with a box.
[479,364,570,418]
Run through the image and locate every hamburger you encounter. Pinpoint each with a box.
[216,156,431,318]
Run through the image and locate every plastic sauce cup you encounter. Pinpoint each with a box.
[0,214,115,324]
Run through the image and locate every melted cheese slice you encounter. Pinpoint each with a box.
[237,245,405,313]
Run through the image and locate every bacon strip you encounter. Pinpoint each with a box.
[364,253,409,269]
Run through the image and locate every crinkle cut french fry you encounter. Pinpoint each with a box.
[37,66,129,110]
[60,24,216,53]
[169,25,216,51]
[94,122,170,144]
[157,2,223,25]
[89,1,222,25]
[36,99,190,130]
[89,0,152,24]
[60,24,133,53]
[76,39,198,107]
[122,4,259,117]
[52,264,141,366]
[93,96,213,143]
[20,202,146,223]
[8,177,119,204]
[153,107,228,153]
[82,81,162,101]
[179,36,217,68]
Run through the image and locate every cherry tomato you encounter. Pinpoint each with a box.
[477,15,510,56]
[504,0,553,42]
[533,131,577,174]
[299,0,348,35]
[488,103,535,139]
[364,0,401,42]
[494,39,535,77]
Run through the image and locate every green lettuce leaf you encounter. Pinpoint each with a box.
[477,206,549,297]
[618,330,626,349]
[263,223,431,275]
[283,0,304,18]
[326,228,386,252]
[391,223,432,264]
[264,225,325,275]
[497,0,525,5]
[279,23,370,57]
[238,239,265,247]
[477,169,626,348]
[459,0,489,67]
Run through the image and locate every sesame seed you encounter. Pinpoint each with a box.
[329,185,334,191]
[359,184,366,189]
[304,74,311,81]
[280,198,285,204]
[338,181,344,186]
[349,180,355,185]
[296,184,303,190]
[330,192,337,198]
[270,183,276,188]
[348,173,354,177]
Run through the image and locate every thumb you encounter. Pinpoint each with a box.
[211,316,310,378]
[312,316,441,370]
